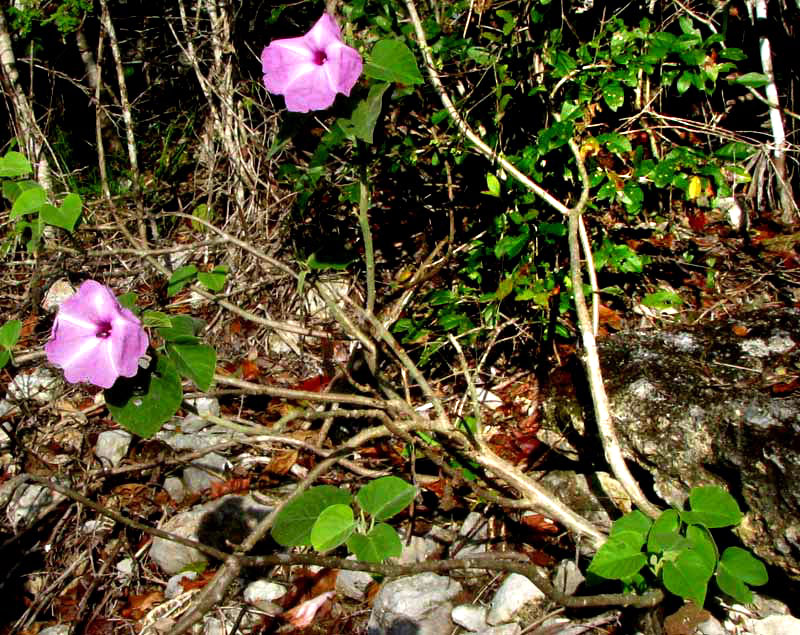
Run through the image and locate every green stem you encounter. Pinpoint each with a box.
[358,178,376,315]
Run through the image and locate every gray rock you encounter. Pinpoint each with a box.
[336,565,374,600]
[476,625,522,635]
[39,626,70,635]
[185,397,220,418]
[7,368,59,403]
[747,614,800,635]
[451,604,489,631]
[367,572,462,635]
[7,482,60,528]
[164,476,186,503]
[180,414,210,433]
[182,452,229,494]
[552,559,585,597]
[487,573,545,626]
[95,429,132,468]
[697,615,726,635]
[203,616,226,635]
[165,572,197,599]
[116,558,134,580]
[455,511,489,558]
[398,535,440,564]
[149,494,271,574]
[244,579,287,611]
[543,308,800,576]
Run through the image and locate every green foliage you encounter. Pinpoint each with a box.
[9,0,92,36]
[102,309,217,438]
[167,264,229,296]
[0,319,22,370]
[0,149,82,255]
[271,476,416,562]
[588,485,768,606]
[105,354,184,439]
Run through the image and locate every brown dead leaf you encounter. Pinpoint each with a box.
[664,602,711,635]
[598,304,623,330]
[180,570,217,591]
[266,449,299,476]
[210,477,251,498]
[120,590,163,619]
[521,513,560,535]
[240,358,261,381]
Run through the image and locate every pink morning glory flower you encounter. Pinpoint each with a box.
[261,13,363,113]
[45,280,149,389]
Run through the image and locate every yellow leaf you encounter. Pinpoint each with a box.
[688,176,702,200]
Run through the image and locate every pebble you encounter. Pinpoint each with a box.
[336,565,374,600]
[552,559,585,596]
[476,625,522,635]
[7,482,58,528]
[452,604,489,631]
[747,614,800,635]
[7,368,60,403]
[367,572,463,635]
[95,429,132,468]
[165,572,198,599]
[182,452,229,493]
[149,495,272,574]
[164,476,186,503]
[185,397,220,417]
[487,573,545,626]
[244,579,287,611]
[455,511,488,558]
[116,558,134,580]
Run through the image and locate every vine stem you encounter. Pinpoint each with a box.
[402,0,659,518]
[359,178,376,315]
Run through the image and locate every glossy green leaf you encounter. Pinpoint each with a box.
[310,504,356,552]
[0,319,22,350]
[40,193,82,231]
[167,265,198,296]
[602,82,625,111]
[105,355,183,438]
[681,485,742,528]
[197,265,229,293]
[588,530,648,580]
[271,486,353,547]
[648,509,683,553]
[347,523,403,563]
[10,185,47,220]
[338,82,390,144]
[356,476,416,521]
[166,342,216,391]
[611,510,652,543]
[731,72,769,88]
[0,350,9,370]
[686,524,718,572]
[598,132,632,156]
[716,547,767,604]
[0,151,32,178]
[483,173,502,197]
[364,40,423,85]
[641,290,683,310]
[662,549,712,606]
[719,547,768,585]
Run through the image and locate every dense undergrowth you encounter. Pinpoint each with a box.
[1,0,798,632]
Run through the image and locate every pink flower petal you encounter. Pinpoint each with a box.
[261,13,362,113]
[45,280,148,389]
[304,13,342,50]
